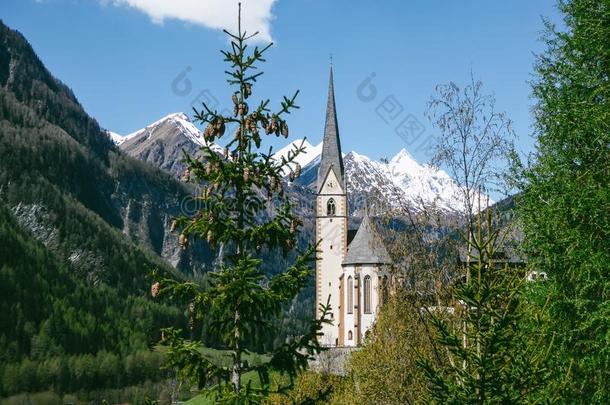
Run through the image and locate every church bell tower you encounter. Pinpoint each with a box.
[316,67,347,346]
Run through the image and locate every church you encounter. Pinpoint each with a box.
[316,68,392,347]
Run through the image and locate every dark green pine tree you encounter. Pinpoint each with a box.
[518,0,610,402]
[151,5,330,403]
[418,209,549,404]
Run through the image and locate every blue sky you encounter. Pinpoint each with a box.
[1,0,561,164]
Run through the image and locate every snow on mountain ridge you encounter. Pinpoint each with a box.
[283,141,490,213]
[273,138,323,174]
[112,112,223,153]
[106,130,126,145]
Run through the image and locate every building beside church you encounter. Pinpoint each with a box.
[316,68,392,347]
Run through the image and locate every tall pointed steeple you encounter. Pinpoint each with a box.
[317,66,345,191]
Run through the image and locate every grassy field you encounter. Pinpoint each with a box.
[173,347,285,404]
[184,393,214,404]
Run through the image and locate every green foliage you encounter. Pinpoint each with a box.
[344,291,436,404]
[154,6,330,402]
[419,213,549,404]
[266,371,342,405]
[0,18,200,401]
[518,0,610,402]
[0,200,182,397]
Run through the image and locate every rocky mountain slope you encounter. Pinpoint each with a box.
[112,112,223,178]
[112,119,479,217]
[0,21,197,398]
[0,21,213,281]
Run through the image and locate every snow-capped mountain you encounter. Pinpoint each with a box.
[106,130,126,145]
[114,112,222,177]
[272,138,323,175]
[345,149,474,213]
[276,139,490,213]
[112,112,487,215]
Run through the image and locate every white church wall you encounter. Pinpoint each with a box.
[341,266,357,347]
[359,265,380,341]
[316,168,347,346]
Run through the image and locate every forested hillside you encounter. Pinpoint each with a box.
[0,200,182,398]
[0,20,197,401]
[0,20,215,277]
[0,19,321,401]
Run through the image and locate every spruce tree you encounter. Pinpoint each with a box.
[151,5,330,402]
[418,209,549,404]
[519,0,610,401]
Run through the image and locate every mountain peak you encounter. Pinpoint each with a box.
[390,148,417,164]
[117,112,223,177]
[280,138,489,213]
[345,150,372,163]
[106,130,125,145]
[273,138,323,175]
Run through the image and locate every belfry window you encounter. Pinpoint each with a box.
[348,330,353,340]
[327,198,336,216]
[364,275,372,314]
[347,276,353,314]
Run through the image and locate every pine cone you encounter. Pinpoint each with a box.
[269,175,277,190]
[243,167,250,182]
[281,122,289,138]
[264,123,273,135]
[290,220,296,235]
[179,233,188,249]
[238,103,249,116]
[205,162,213,176]
[294,163,301,178]
[182,169,190,183]
[232,93,238,105]
[204,125,214,141]
[244,82,252,98]
[223,147,229,160]
[151,282,160,298]
[214,117,226,136]
[271,116,279,134]
[207,230,214,245]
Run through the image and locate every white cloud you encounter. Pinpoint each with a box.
[104,0,277,42]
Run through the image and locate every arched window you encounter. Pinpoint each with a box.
[347,276,353,314]
[348,330,353,340]
[363,275,372,314]
[327,198,336,216]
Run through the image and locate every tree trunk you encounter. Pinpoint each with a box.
[232,308,241,393]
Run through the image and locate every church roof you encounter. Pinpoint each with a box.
[317,66,345,192]
[343,215,392,266]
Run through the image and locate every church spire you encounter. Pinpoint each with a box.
[318,66,345,191]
